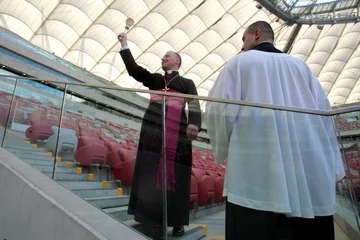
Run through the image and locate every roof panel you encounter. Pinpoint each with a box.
[182,42,209,62]
[0,14,34,40]
[64,50,97,70]
[36,20,79,48]
[0,0,45,32]
[160,28,191,51]
[62,0,107,21]
[137,13,171,39]
[31,35,68,56]
[210,14,240,40]
[68,38,107,62]
[1,0,359,106]
[136,53,162,72]
[51,4,92,35]
[192,0,226,28]
[95,9,127,36]
[176,15,207,40]
[188,63,213,80]
[112,0,150,22]
[92,62,121,81]
[179,53,196,72]
[83,24,118,50]
[155,1,188,26]
[196,30,224,52]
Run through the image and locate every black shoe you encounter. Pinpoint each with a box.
[172,226,185,237]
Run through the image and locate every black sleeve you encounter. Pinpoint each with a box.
[119,48,156,88]
[187,80,202,130]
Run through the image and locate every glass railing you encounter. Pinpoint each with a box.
[0,76,359,239]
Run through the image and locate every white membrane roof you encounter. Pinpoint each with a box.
[0,0,360,107]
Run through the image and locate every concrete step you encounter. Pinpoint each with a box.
[103,206,133,222]
[33,165,78,173]
[2,136,26,141]
[58,180,120,190]
[4,142,49,150]
[23,159,54,166]
[86,196,130,208]
[32,169,90,182]
[9,152,54,161]
[22,158,79,166]
[3,143,48,151]
[26,162,114,182]
[73,189,119,198]
[50,172,91,181]
[6,148,52,156]
[124,220,205,240]
[190,204,225,221]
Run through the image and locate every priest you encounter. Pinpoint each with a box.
[117,32,202,239]
[205,21,345,240]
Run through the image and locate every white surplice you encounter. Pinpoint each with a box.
[205,50,345,218]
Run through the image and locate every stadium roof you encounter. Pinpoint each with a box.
[0,0,359,108]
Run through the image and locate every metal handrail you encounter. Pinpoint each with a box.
[1,75,360,116]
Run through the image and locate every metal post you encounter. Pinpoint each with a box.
[1,78,19,147]
[10,97,19,132]
[162,95,168,240]
[51,84,68,180]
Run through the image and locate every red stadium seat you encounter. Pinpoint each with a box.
[112,148,137,187]
[192,168,215,207]
[190,175,199,210]
[25,120,52,143]
[75,136,107,167]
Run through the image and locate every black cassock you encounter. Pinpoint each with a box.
[119,49,202,227]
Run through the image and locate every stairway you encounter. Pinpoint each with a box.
[0,127,206,239]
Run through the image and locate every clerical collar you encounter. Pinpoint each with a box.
[257,41,274,46]
[166,70,178,74]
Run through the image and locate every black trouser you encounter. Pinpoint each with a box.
[226,200,334,240]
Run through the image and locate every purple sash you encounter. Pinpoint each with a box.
[150,90,184,191]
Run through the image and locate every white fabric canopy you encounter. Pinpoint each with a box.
[0,0,359,106]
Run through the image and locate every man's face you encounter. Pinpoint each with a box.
[161,51,179,71]
[241,29,259,52]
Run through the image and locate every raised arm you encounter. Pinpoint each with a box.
[118,32,156,88]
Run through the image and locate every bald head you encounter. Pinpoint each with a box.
[241,21,275,52]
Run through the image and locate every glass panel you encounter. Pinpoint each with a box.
[51,85,154,239]
[1,78,65,180]
[0,75,18,143]
[162,94,223,240]
[335,113,360,237]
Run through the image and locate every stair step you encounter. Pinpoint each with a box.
[73,189,119,198]
[9,153,54,161]
[23,159,54,166]
[124,220,205,240]
[51,172,91,181]
[6,148,51,155]
[33,165,78,173]
[190,204,225,221]
[103,206,133,222]
[3,144,48,151]
[86,196,129,208]
[58,181,120,190]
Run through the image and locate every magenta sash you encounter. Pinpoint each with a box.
[150,90,184,191]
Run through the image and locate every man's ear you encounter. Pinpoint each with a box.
[254,28,261,41]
